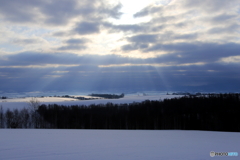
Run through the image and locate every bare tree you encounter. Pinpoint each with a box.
[28,97,40,111]
[5,109,13,128]
[28,97,41,128]
[20,108,30,128]
[0,106,4,128]
[12,109,21,128]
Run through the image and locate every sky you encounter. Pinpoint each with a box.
[0,0,240,94]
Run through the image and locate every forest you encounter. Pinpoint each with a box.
[89,93,125,99]
[0,93,239,132]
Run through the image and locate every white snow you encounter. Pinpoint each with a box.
[0,97,80,103]
[0,95,182,110]
[0,129,239,160]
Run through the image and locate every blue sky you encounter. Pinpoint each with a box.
[0,0,240,93]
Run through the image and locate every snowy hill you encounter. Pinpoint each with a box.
[0,94,182,110]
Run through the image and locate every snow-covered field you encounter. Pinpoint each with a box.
[0,129,239,160]
[0,95,182,110]
[1,94,239,159]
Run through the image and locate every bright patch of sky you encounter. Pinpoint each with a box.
[109,0,172,25]
[0,43,23,52]
[110,0,152,25]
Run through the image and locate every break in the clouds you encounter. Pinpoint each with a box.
[0,0,240,93]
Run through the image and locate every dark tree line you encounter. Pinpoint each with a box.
[37,93,240,131]
[1,94,239,131]
[89,93,124,99]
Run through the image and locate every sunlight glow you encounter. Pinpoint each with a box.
[98,62,206,68]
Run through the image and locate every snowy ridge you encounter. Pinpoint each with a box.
[0,95,182,109]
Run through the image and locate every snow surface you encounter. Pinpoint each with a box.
[0,129,239,160]
[0,95,182,110]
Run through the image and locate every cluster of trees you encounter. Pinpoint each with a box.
[0,98,49,128]
[89,93,124,99]
[0,107,48,128]
[1,94,239,131]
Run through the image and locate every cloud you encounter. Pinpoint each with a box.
[65,38,89,44]
[132,0,240,35]
[0,64,80,69]
[120,34,160,51]
[182,0,240,13]
[73,21,100,35]
[0,0,122,26]
[120,32,199,52]
[133,5,163,18]
[11,38,45,45]
[0,0,41,23]
[173,33,198,40]
[210,14,238,23]
[98,62,205,68]
[0,52,80,66]
[57,38,89,51]
[41,0,84,25]
[51,31,69,37]
[57,45,87,51]
[3,46,240,72]
[147,42,240,63]
[128,34,158,43]
[55,21,145,38]
[121,43,149,51]
[118,0,240,58]
[0,52,136,68]
[207,24,240,35]
[120,41,240,66]
[103,22,146,33]
[219,56,240,63]
[102,3,123,19]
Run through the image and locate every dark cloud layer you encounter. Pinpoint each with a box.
[1,50,240,93]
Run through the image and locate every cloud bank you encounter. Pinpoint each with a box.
[0,0,240,93]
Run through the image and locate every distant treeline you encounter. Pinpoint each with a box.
[1,94,240,132]
[89,93,124,99]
